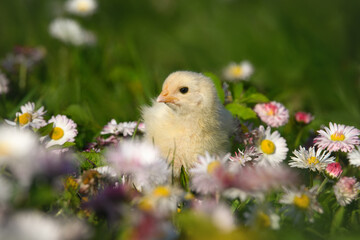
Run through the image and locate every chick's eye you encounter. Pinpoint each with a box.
[179,87,189,94]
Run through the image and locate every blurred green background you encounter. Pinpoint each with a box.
[0,0,359,142]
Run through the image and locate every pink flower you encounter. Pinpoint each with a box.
[254,101,289,128]
[325,162,342,179]
[295,112,314,124]
[333,176,360,206]
[314,122,360,153]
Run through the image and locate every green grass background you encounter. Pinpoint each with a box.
[0,0,359,143]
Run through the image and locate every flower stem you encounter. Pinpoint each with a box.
[294,127,305,148]
[309,172,313,188]
[317,177,329,194]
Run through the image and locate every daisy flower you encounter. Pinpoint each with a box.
[314,122,360,152]
[254,101,289,127]
[222,61,254,82]
[325,162,342,179]
[138,185,182,217]
[0,71,9,95]
[49,18,96,46]
[289,146,335,172]
[244,207,280,230]
[41,115,78,149]
[348,146,360,167]
[189,152,229,195]
[6,102,46,129]
[106,140,170,190]
[65,0,97,16]
[255,126,288,166]
[229,146,262,166]
[100,119,122,135]
[294,111,314,124]
[280,185,323,222]
[119,121,138,137]
[333,176,360,206]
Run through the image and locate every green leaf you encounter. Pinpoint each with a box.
[331,206,345,234]
[240,92,269,103]
[225,103,257,120]
[180,165,190,192]
[204,72,225,104]
[79,151,105,170]
[36,123,54,136]
[62,142,76,147]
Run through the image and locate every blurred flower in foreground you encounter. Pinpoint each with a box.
[41,115,78,150]
[0,211,90,240]
[333,176,360,206]
[348,146,360,167]
[222,61,254,82]
[6,101,46,129]
[65,0,97,16]
[0,176,11,205]
[254,101,289,128]
[314,122,360,153]
[295,111,314,124]
[280,185,323,222]
[0,125,40,186]
[106,140,170,190]
[289,146,335,172]
[244,207,280,230]
[137,185,182,217]
[0,71,9,95]
[49,18,96,46]
[325,162,342,179]
[1,46,46,73]
[255,126,288,166]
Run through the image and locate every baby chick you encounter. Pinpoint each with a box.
[142,71,234,175]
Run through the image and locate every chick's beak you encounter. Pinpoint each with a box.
[156,90,178,103]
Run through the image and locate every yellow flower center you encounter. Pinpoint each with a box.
[138,198,153,211]
[0,142,10,157]
[77,1,90,12]
[50,127,64,140]
[18,113,32,126]
[330,132,345,141]
[260,139,276,154]
[153,186,170,197]
[231,66,243,77]
[307,156,319,166]
[293,194,310,210]
[207,161,221,174]
[256,211,271,228]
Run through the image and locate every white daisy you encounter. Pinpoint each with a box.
[6,102,46,129]
[49,18,96,46]
[254,101,289,128]
[189,152,229,195]
[348,146,360,167]
[255,126,288,166]
[41,115,78,149]
[333,176,360,206]
[65,0,97,16]
[229,146,262,166]
[280,185,323,222]
[100,119,122,135]
[314,122,360,153]
[0,71,9,95]
[223,61,254,82]
[119,121,138,137]
[289,146,335,172]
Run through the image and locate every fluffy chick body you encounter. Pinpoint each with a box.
[142,71,234,175]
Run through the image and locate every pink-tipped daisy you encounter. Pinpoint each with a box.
[294,112,314,124]
[255,126,288,166]
[348,146,360,167]
[41,115,78,149]
[333,176,360,206]
[314,122,360,153]
[100,119,122,135]
[254,101,289,128]
[325,162,342,179]
[289,146,335,172]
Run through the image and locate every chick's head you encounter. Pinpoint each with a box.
[157,71,218,114]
